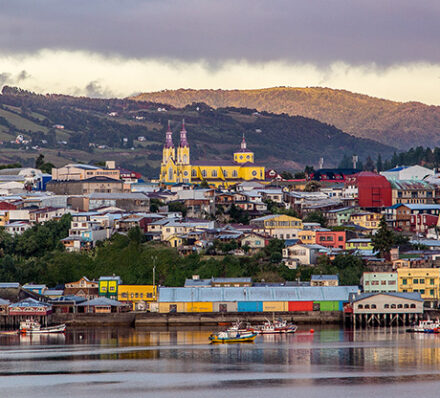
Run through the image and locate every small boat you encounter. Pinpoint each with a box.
[250,319,297,335]
[19,320,66,335]
[407,319,440,333]
[209,330,257,343]
[0,330,19,335]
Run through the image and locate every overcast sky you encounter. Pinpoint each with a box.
[1,0,439,103]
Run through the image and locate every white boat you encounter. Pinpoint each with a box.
[250,319,297,335]
[408,319,440,333]
[19,320,66,334]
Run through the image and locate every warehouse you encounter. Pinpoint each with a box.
[157,286,359,313]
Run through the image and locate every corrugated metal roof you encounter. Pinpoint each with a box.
[352,292,423,302]
[9,298,51,308]
[158,286,359,302]
[77,297,123,306]
[311,275,339,281]
[0,282,20,289]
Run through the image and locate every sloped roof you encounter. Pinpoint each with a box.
[77,297,124,307]
[158,286,359,302]
[352,292,423,303]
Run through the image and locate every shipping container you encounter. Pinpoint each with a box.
[237,301,263,312]
[158,302,185,313]
[213,302,238,313]
[185,302,213,313]
[315,301,340,311]
[263,301,287,312]
[288,301,314,312]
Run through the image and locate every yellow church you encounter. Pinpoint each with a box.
[159,121,265,188]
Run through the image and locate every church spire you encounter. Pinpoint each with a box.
[179,119,189,147]
[240,133,247,151]
[165,120,174,148]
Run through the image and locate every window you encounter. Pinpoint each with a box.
[364,304,370,309]
[358,304,363,309]
[202,169,207,177]
[420,279,425,284]
[420,289,425,294]
[365,281,370,285]
[391,304,396,309]
[338,236,343,241]
[381,281,387,285]
[371,304,377,309]
[147,293,153,298]
[223,170,228,177]
[402,279,407,285]
[211,169,217,177]
[414,279,419,284]
[404,304,409,308]
[388,280,396,285]
[384,304,389,308]
[192,169,197,177]
[410,304,416,308]
[397,304,402,309]
[431,279,435,285]
[430,289,435,296]
[232,170,238,177]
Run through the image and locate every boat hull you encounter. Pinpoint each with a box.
[209,333,257,343]
[20,324,66,334]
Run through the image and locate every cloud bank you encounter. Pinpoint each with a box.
[0,0,439,103]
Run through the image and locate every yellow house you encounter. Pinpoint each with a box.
[250,214,303,239]
[159,120,265,188]
[166,235,183,248]
[346,238,374,251]
[118,285,157,310]
[350,212,382,230]
[298,230,316,245]
[0,211,9,226]
[397,268,440,303]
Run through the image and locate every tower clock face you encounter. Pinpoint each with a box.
[240,155,243,159]
[184,171,188,176]
[252,170,257,176]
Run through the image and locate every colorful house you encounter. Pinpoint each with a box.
[250,214,303,240]
[117,285,157,310]
[98,276,122,300]
[350,212,382,230]
[397,268,440,305]
[315,230,346,249]
[362,272,398,293]
[346,238,374,251]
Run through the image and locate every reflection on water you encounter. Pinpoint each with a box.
[1,326,440,397]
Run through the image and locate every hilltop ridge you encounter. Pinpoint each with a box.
[131,87,440,149]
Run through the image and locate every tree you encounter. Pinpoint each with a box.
[304,181,320,192]
[376,154,383,172]
[168,201,188,217]
[200,180,210,188]
[280,171,294,180]
[303,211,327,227]
[294,171,306,179]
[364,156,375,172]
[371,217,395,257]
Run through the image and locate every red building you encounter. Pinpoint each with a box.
[346,172,392,208]
[410,214,438,234]
[315,230,346,249]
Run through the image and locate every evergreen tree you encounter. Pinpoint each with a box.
[371,217,395,257]
[364,156,375,171]
[376,154,383,172]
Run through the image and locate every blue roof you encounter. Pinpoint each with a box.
[158,286,359,302]
[385,166,407,172]
[77,297,124,306]
[311,275,339,281]
[0,282,20,289]
[184,279,212,287]
[352,292,423,302]
[9,298,51,308]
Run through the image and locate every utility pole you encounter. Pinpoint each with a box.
[152,255,157,300]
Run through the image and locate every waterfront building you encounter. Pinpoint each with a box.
[98,276,122,300]
[159,121,265,188]
[64,276,99,300]
[118,285,157,310]
[362,272,398,293]
[397,268,440,305]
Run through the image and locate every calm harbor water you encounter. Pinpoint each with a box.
[1,326,440,397]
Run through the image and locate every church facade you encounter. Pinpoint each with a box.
[159,121,265,188]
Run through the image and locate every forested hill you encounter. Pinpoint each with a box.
[0,86,394,175]
[131,87,440,149]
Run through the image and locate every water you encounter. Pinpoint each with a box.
[1,326,440,397]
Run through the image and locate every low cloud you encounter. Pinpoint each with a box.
[0,49,440,105]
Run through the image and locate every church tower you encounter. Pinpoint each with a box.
[177,119,190,165]
[162,120,175,163]
[160,120,177,183]
[234,134,254,164]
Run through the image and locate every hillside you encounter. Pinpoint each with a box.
[131,87,440,149]
[0,86,395,176]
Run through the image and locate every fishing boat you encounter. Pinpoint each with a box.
[250,319,297,335]
[19,320,66,335]
[209,330,257,343]
[407,319,440,333]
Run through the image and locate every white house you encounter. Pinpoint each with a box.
[381,165,434,181]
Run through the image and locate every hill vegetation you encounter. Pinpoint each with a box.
[0,86,395,174]
[132,87,440,149]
